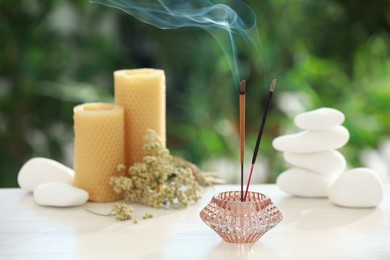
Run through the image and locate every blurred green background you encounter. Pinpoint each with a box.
[1,0,390,187]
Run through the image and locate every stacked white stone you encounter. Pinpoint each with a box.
[272,108,349,197]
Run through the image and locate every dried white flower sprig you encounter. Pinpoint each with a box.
[85,203,155,223]
[85,203,134,221]
[110,129,216,209]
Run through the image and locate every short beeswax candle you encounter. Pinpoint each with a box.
[114,69,166,167]
[73,103,125,202]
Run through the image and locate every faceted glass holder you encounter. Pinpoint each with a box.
[200,191,282,243]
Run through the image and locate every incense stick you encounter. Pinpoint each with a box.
[239,80,246,202]
[244,79,276,201]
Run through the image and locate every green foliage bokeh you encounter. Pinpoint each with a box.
[1,0,390,187]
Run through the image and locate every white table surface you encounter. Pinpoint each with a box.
[0,184,389,259]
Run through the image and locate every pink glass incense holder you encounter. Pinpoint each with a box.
[200,191,282,243]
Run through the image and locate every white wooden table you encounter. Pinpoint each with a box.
[1,185,389,259]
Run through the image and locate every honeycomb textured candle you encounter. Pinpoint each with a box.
[114,69,166,167]
[73,103,125,202]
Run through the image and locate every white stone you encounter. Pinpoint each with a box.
[329,168,383,208]
[276,168,338,197]
[272,125,349,153]
[17,157,74,192]
[294,107,345,130]
[284,150,347,175]
[34,182,89,207]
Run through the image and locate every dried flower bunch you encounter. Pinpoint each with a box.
[110,129,219,209]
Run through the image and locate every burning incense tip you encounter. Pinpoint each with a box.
[240,80,246,94]
[270,79,277,92]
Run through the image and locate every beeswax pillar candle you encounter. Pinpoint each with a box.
[114,69,166,167]
[73,103,125,202]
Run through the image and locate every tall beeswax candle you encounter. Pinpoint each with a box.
[73,103,125,202]
[114,69,166,167]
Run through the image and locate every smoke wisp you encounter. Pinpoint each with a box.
[91,0,261,86]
